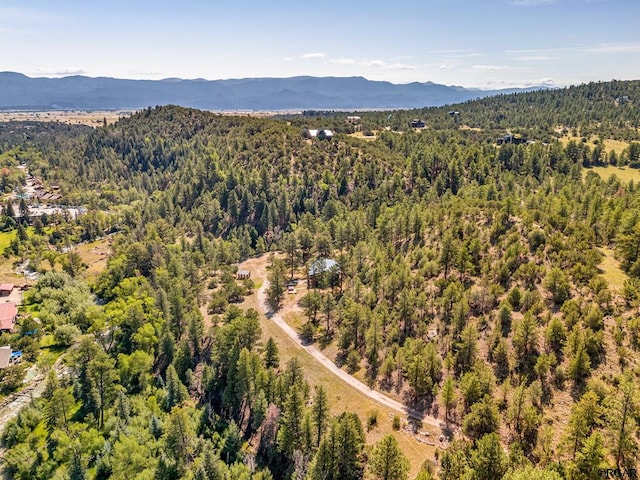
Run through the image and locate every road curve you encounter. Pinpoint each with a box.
[257,280,445,431]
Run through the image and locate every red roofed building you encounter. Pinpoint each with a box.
[0,283,14,296]
[0,302,17,332]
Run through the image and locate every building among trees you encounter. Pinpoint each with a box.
[307,258,340,288]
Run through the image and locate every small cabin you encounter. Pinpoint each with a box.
[0,346,22,369]
[0,283,14,297]
[410,119,426,128]
[0,346,10,369]
[237,269,251,280]
[497,134,527,145]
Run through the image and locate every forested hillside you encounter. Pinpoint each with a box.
[2,80,640,480]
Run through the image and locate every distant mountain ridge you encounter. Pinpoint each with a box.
[0,72,546,110]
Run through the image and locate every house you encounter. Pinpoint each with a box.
[0,283,13,297]
[317,129,333,141]
[346,116,361,124]
[303,128,334,141]
[302,128,319,139]
[0,302,18,332]
[410,119,426,128]
[0,346,22,369]
[307,258,340,287]
[497,134,527,145]
[0,346,10,369]
[237,269,251,280]
[448,111,460,117]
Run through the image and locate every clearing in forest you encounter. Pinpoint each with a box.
[204,254,441,477]
[598,247,627,292]
[583,165,640,184]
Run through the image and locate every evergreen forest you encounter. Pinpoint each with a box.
[2,80,640,480]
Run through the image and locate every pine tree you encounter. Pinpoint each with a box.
[369,435,409,480]
[166,364,189,411]
[470,433,507,480]
[311,385,329,448]
[264,336,280,369]
[608,372,638,469]
[88,349,119,429]
[365,316,383,381]
[440,376,457,424]
[277,383,305,457]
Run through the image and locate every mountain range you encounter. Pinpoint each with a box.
[0,72,545,111]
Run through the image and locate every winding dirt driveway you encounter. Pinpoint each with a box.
[257,279,445,431]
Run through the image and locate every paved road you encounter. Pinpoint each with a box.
[257,280,446,431]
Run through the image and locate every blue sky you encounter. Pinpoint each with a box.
[1,0,639,88]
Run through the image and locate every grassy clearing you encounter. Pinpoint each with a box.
[0,230,16,252]
[348,131,378,141]
[74,237,112,284]
[558,133,629,156]
[583,165,640,184]
[598,247,627,292]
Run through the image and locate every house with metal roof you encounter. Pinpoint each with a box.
[307,258,340,287]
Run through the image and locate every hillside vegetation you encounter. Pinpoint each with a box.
[2,80,640,480]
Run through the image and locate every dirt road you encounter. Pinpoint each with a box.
[0,360,67,477]
[257,279,445,430]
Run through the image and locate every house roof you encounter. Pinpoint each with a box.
[0,346,10,369]
[308,258,339,276]
[0,302,17,330]
[237,269,250,276]
[0,283,13,292]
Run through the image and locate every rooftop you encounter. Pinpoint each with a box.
[0,302,17,330]
[308,258,339,276]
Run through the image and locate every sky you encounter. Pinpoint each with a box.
[1,0,639,89]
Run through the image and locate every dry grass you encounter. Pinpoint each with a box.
[75,238,112,284]
[557,131,629,156]
[583,165,640,184]
[348,131,378,141]
[0,110,134,126]
[598,247,627,291]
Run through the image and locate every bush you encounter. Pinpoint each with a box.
[346,350,361,374]
[54,323,81,346]
[0,364,27,394]
[392,415,401,430]
[301,322,315,343]
[367,410,378,431]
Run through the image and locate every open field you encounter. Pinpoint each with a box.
[74,237,113,283]
[348,131,378,141]
[598,247,627,292]
[558,133,629,156]
[583,165,640,183]
[0,110,133,126]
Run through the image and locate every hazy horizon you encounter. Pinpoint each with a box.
[1,0,639,89]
